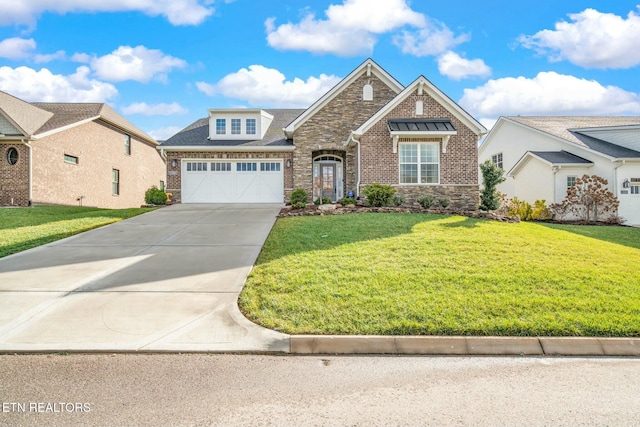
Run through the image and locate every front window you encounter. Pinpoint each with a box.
[567,176,577,189]
[112,169,120,196]
[399,143,439,184]
[491,153,503,170]
[231,119,241,135]
[216,119,226,135]
[246,119,256,135]
[124,134,131,155]
[631,178,640,195]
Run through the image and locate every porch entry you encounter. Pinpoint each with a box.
[313,155,344,202]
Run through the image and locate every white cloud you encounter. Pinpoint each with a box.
[460,72,640,119]
[0,37,36,59]
[148,126,183,141]
[0,0,213,28]
[0,65,118,102]
[519,7,640,69]
[198,65,342,108]
[437,51,491,80]
[266,0,425,56]
[122,102,188,116]
[87,45,186,83]
[393,20,469,57]
[34,50,66,63]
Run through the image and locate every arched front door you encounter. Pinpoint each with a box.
[313,155,343,202]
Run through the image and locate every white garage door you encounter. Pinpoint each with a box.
[182,160,284,203]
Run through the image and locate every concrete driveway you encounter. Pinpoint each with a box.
[0,204,289,352]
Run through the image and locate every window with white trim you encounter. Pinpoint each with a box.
[64,154,78,164]
[260,162,281,172]
[186,162,208,171]
[491,153,503,170]
[567,175,577,189]
[631,178,640,195]
[124,134,131,155]
[231,118,241,135]
[216,119,226,135]
[112,169,120,196]
[399,142,439,184]
[246,119,256,135]
[210,162,231,171]
[236,162,257,172]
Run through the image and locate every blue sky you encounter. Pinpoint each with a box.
[1,0,639,140]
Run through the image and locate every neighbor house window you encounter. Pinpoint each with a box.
[124,134,131,155]
[631,178,640,195]
[6,147,18,165]
[216,119,226,135]
[112,169,120,196]
[231,119,241,135]
[567,176,577,189]
[246,119,256,135]
[399,142,439,184]
[64,154,78,165]
[491,153,503,170]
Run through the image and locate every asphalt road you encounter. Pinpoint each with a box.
[1,354,639,427]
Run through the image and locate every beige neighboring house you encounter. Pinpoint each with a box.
[479,116,640,225]
[0,90,166,208]
[160,59,487,208]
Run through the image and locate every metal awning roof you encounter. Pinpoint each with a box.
[388,118,456,133]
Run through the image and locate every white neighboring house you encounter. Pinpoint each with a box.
[479,116,640,226]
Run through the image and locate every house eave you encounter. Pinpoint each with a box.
[157,145,295,153]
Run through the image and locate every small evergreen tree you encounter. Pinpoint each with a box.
[479,160,506,211]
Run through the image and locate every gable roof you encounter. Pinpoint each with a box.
[491,116,640,159]
[284,58,404,137]
[509,150,594,176]
[0,90,157,145]
[160,109,304,151]
[353,75,487,137]
[0,90,53,136]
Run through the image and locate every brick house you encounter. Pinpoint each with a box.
[0,90,166,208]
[160,59,486,209]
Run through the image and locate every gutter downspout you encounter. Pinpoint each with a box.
[350,133,362,198]
[613,160,625,195]
[552,166,560,203]
[22,139,32,206]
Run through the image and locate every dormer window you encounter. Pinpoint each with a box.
[231,119,241,135]
[246,119,256,135]
[216,119,226,135]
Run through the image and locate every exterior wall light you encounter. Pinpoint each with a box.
[286,160,292,168]
[171,159,177,168]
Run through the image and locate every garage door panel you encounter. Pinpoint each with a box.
[182,160,283,203]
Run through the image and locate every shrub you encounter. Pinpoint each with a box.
[145,186,167,205]
[479,160,506,211]
[340,197,357,206]
[314,197,332,205]
[290,188,308,209]
[438,198,450,208]
[506,198,551,221]
[362,183,396,207]
[392,194,406,207]
[417,194,435,209]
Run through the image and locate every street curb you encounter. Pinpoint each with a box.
[290,336,640,356]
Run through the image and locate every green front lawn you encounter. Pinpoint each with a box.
[0,206,155,258]
[239,214,640,336]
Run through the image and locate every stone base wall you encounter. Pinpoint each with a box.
[358,184,480,211]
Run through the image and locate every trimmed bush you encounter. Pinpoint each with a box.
[314,197,332,205]
[438,198,450,208]
[145,186,167,205]
[417,194,435,209]
[340,197,357,206]
[362,183,396,207]
[392,194,406,207]
[290,188,308,209]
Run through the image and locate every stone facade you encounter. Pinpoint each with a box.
[292,72,398,198]
[1,121,165,208]
[165,150,293,204]
[0,143,30,206]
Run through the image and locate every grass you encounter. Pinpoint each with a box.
[239,213,640,337]
[0,205,155,258]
